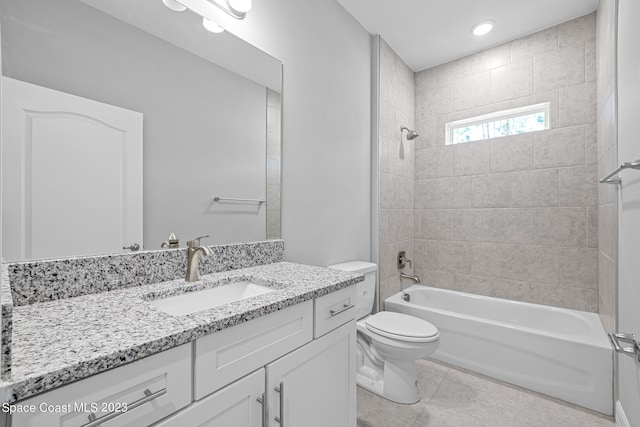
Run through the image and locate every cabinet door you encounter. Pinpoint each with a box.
[266,321,356,427]
[155,368,265,427]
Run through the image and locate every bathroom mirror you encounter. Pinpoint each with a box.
[0,0,282,262]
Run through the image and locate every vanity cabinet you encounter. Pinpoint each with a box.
[160,286,357,427]
[157,321,356,427]
[7,285,357,427]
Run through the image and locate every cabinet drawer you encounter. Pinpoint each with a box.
[12,344,191,427]
[194,300,312,400]
[314,285,357,338]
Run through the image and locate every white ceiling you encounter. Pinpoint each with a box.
[336,0,599,71]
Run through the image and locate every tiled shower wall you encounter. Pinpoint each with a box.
[596,0,617,332]
[412,14,598,311]
[378,38,416,307]
[266,89,282,240]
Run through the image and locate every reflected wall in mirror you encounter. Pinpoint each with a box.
[0,0,282,262]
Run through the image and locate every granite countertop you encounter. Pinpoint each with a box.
[0,261,363,403]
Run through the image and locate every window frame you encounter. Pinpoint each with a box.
[445,102,551,145]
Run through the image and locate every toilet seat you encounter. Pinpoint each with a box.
[365,312,438,343]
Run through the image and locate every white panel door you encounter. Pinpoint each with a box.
[617,0,640,425]
[1,77,143,260]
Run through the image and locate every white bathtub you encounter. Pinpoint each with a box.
[385,285,613,415]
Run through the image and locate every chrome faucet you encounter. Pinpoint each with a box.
[399,272,421,302]
[185,235,213,282]
[400,272,421,284]
[398,251,420,283]
[397,251,421,302]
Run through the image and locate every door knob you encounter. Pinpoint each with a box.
[123,243,141,251]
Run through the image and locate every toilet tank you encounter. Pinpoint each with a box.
[327,261,377,320]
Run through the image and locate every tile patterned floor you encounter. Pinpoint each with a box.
[357,358,615,427]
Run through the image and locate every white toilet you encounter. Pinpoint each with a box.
[328,261,439,404]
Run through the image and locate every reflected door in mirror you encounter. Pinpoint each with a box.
[1,77,143,261]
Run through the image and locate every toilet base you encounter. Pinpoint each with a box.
[356,371,385,400]
[356,360,420,404]
[356,337,422,404]
[355,315,439,404]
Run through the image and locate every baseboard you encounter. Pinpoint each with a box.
[616,400,631,427]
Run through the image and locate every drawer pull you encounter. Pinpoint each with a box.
[274,382,284,426]
[329,304,354,317]
[82,387,167,427]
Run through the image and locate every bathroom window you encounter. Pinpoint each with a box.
[445,102,550,145]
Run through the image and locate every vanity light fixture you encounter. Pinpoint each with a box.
[471,20,495,36]
[202,17,225,33]
[161,0,250,25]
[162,0,187,12]
[228,0,252,13]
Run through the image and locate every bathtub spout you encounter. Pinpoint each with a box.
[400,272,421,284]
[399,272,421,302]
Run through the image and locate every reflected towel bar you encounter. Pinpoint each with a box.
[599,159,640,185]
[213,196,266,203]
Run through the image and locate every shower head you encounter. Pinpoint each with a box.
[400,126,419,141]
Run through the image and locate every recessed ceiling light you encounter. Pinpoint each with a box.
[471,20,495,36]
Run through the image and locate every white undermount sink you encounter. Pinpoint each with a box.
[148,281,274,316]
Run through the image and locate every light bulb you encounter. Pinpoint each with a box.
[202,17,225,33]
[471,20,495,36]
[162,0,187,12]
[228,0,252,13]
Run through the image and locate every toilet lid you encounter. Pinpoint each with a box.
[365,312,438,342]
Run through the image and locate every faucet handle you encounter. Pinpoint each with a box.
[187,235,210,248]
[397,251,412,269]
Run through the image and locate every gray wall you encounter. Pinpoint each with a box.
[410,14,598,311]
[377,38,416,307]
[1,0,268,251]
[596,0,618,334]
[217,0,372,266]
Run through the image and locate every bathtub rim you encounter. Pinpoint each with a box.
[386,285,611,350]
